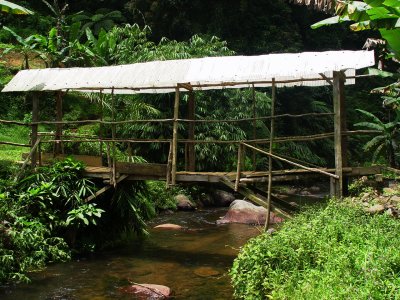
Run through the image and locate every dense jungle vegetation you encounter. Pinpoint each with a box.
[0,0,399,298]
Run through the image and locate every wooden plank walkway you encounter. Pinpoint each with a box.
[83,163,382,183]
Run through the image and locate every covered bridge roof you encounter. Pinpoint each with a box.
[2,50,375,94]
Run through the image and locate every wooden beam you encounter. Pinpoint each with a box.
[242,142,339,179]
[85,174,129,202]
[319,73,333,85]
[171,87,180,185]
[187,91,196,171]
[333,71,346,198]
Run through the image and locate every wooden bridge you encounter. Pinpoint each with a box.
[1,50,382,226]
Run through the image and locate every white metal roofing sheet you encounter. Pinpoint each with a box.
[2,50,375,94]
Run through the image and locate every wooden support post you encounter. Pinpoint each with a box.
[99,91,104,165]
[187,91,196,171]
[54,91,63,155]
[265,79,276,231]
[166,141,173,188]
[171,87,180,185]
[235,143,243,191]
[111,88,116,187]
[252,84,257,171]
[31,92,39,167]
[333,71,346,198]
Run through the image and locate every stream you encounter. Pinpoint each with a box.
[0,208,262,300]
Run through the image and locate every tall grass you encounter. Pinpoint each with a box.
[231,200,400,299]
[0,124,30,162]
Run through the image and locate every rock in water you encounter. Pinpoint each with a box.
[175,194,196,211]
[153,223,183,230]
[211,189,235,207]
[119,284,171,299]
[194,266,220,277]
[216,200,283,225]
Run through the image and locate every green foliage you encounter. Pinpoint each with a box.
[312,0,400,58]
[231,200,400,299]
[0,158,97,283]
[355,108,399,167]
[66,203,104,227]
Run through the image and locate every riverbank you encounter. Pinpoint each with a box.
[231,179,400,299]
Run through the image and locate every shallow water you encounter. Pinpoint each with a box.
[0,208,262,300]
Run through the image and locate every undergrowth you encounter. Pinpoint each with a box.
[230,200,400,299]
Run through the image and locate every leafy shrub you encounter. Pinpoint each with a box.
[231,200,400,299]
[0,158,100,283]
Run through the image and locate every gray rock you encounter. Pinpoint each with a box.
[366,204,385,214]
[175,194,196,211]
[119,284,171,299]
[211,189,235,207]
[216,200,283,225]
[390,195,400,202]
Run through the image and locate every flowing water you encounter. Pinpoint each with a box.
[0,208,262,300]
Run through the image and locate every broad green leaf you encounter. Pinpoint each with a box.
[382,0,400,7]
[365,0,385,7]
[380,28,400,57]
[366,67,395,77]
[350,21,372,31]
[0,0,33,15]
[311,16,350,29]
[367,7,393,20]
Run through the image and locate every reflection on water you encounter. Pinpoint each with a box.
[0,208,262,300]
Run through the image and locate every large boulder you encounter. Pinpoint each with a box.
[119,284,171,299]
[217,200,283,225]
[211,189,235,207]
[175,194,196,211]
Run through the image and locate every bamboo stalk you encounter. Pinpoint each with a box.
[171,87,180,185]
[111,88,117,187]
[252,84,257,170]
[235,144,243,191]
[14,138,41,182]
[265,79,276,231]
[0,141,30,147]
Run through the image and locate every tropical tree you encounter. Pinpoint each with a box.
[2,27,44,69]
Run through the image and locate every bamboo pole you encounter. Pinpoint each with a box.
[166,141,173,187]
[171,87,180,185]
[111,88,116,187]
[252,84,257,170]
[40,129,379,146]
[265,79,276,231]
[235,144,243,191]
[187,91,196,171]
[31,92,39,168]
[14,138,41,182]
[54,91,63,155]
[99,91,104,165]
[243,142,339,179]
[333,71,345,198]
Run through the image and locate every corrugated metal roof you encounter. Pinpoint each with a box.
[2,50,375,94]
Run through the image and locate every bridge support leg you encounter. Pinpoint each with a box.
[31,92,39,167]
[333,71,347,198]
[171,87,180,185]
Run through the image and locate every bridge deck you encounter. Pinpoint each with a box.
[83,163,382,183]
